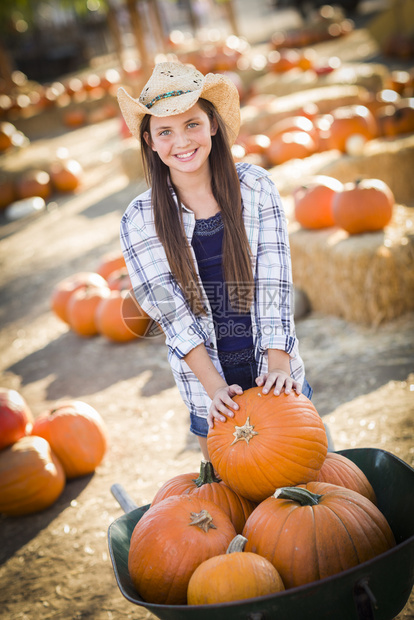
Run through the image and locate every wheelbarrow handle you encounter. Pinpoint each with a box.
[111,483,139,513]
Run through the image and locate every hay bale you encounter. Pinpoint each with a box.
[270,134,414,203]
[118,138,144,180]
[318,134,414,207]
[251,63,388,98]
[288,205,414,325]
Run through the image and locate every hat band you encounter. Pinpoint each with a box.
[145,89,192,110]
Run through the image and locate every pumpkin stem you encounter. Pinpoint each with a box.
[189,510,217,532]
[226,535,248,554]
[231,417,258,445]
[192,460,221,487]
[274,487,323,506]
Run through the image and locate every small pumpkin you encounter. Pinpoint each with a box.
[0,121,16,151]
[128,495,237,604]
[63,108,87,128]
[187,534,285,605]
[49,159,83,193]
[50,271,108,324]
[377,99,414,138]
[332,178,394,234]
[95,289,151,342]
[0,174,16,209]
[31,400,107,479]
[0,387,33,450]
[293,175,343,229]
[243,482,396,589]
[0,435,65,516]
[317,452,377,504]
[96,251,127,281]
[151,460,256,534]
[207,388,328,503]
[106,266,132,291]
[16,170,52,200]
[66,284,111,337]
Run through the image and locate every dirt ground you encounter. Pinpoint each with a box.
[1,15,414,620]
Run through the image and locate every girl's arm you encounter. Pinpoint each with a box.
[256,348,302,395]
[183,344,242,427]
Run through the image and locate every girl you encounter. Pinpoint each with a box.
[118,62,312,461]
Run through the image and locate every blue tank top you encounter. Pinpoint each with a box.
[191,211,253,356]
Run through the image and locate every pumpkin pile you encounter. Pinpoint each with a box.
[126,387,395,606]
[50,251,152,343]
[292,175,395,234]
[0,387,108,517]
[0,157,84,214]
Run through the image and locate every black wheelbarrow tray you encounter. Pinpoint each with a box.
[108,448,414,620]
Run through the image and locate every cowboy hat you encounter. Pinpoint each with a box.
[117,61,240,145]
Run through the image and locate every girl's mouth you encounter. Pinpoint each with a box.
[174,149,197,160]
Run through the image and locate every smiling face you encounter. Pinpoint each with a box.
[144,102,218,184]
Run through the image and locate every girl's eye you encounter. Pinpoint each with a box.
[159,130,171,136]
[188,122,199,129]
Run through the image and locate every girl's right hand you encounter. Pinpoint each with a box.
[207,384,243,429]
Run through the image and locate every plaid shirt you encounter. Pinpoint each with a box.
[120,162,304,421]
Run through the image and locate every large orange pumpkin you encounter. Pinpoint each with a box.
[187,534,285,604]
[0,435,65,516]
[0,387,33,450]
[243,482,396,589]
[266,131,317,166]
[31,400,107,479]
[317,452,377,504]
[327,105,378,152]
[95,289,151,342]
[207,388,328,503]
[128,494,237,604]
[293,175,343,229]
[151,460,256,534]
[332,178,395,234]
[66,284,111,337]
[50,271,109,324]
[266,115,318,143]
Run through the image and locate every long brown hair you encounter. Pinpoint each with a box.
[139,98,253,315]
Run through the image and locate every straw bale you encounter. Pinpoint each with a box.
[318,134,414,207]
[271,134,414,202]
[118,138,144,180]
[240,84,367,135]
[288,205,414,325]
[251,63,388,98]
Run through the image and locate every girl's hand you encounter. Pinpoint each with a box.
[256,369,301,396]
[207,384,243,429]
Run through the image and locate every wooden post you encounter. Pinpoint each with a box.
[217,0,239,36]
[125,0,150,71]
[106,0,124,68]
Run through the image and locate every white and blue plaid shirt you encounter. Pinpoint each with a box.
[120,163,305,422]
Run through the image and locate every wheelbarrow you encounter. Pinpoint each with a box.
[108,448,414,620]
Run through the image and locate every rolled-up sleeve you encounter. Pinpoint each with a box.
[254,176,299,358]
[120,211,207,359]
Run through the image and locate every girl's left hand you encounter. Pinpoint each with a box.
[256,369,301,396]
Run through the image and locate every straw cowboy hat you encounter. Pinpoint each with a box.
[117,62,240,146]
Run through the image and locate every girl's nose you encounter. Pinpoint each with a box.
[174,131,190,147]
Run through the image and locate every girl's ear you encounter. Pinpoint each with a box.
[210,116,218,137]
[143,131,155,150]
